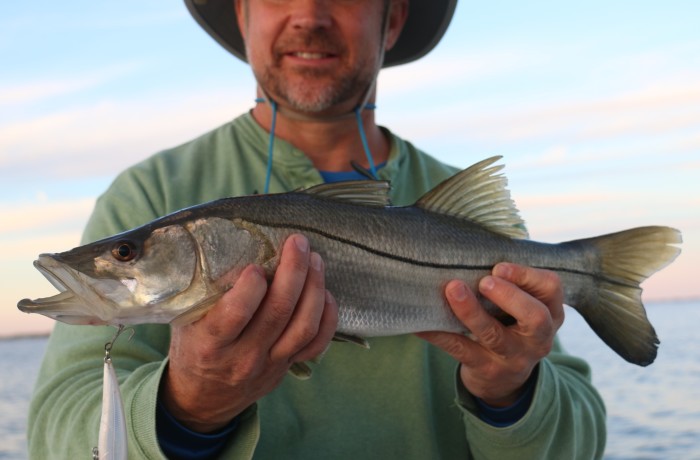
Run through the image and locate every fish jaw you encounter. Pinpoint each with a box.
[16,252,212,326]
[17,254,123,325]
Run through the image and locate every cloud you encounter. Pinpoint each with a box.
[0,63,142,106]
[375,36,700,151]
[440,77,699,142]
[0,6,188,36]
[378,47,545,95]
[1,198,95,240]
[0,83,254,179]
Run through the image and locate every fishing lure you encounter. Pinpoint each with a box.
[93,326,128,460]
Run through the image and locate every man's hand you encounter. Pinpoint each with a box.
[161,234,338,432]
[417,263,564,407]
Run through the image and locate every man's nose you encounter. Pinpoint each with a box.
[288,0,333,30]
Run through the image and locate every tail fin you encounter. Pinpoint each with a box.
[569,226,681,366]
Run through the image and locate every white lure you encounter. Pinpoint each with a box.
[93,329,128,460]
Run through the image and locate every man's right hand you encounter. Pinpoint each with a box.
[160,234,338,433]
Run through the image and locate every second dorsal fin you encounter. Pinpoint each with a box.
[415,156,529,239]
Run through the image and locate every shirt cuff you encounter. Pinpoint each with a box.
[156,399,239,460]
[474,365,539,427]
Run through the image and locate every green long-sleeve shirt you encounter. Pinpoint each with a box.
[27,113,606,459]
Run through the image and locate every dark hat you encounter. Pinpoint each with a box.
[184,0,457,68]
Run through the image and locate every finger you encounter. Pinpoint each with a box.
[493,263,565,329]
[183,264,268,346]
[293,290,339,363]
[482,264,563,333]
[446,280,511,357]
[416,330,483,366]
[244,234,311,346]
[271,251,327,359]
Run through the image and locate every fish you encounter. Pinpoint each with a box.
[18,156,681,367]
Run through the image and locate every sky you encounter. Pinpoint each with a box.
[1,0,698,337]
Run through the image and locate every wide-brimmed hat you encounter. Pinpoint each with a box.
[184,0,457,68]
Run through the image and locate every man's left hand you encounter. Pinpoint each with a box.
[416,263,565,407]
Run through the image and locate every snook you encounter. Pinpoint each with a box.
[18,157,681,366]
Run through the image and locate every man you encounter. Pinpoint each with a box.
[28,0,606,458]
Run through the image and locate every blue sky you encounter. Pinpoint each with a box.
[1,0,698,336]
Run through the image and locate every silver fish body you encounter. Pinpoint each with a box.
[18,157,681,366]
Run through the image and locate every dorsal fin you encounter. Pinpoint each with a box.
[301,180,391,207]
[415,156,529,239]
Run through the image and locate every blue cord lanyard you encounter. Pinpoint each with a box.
[255,98,377,194]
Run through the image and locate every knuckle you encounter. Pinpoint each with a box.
[295,323,320,346]
[478,324,504,349]
[221,296,256,324]
[265,296,297,323]
[228,308,256,329]
[231,352,266,379]
[527,305,551,328]
[443,337,468,357]
[196,345,224,369]
[536,268,562,297]
[204,321,223,337]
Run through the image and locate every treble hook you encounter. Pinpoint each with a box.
[103,324,133,362]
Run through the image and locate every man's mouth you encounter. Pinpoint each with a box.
[290,51,335,60]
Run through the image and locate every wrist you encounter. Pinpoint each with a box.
[461,363,538,408]
[474,365,540,427]
[160,365,245,433]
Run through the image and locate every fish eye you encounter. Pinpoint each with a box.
[111,241,138,262]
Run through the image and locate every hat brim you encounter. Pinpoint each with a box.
[184,0,456,68]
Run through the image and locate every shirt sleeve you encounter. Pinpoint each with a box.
[26,166,262,459]
[474,365,539,427]
[156,400,239,459]
[455,338,607,459]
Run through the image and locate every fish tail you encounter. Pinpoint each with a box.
[568,226,681,366]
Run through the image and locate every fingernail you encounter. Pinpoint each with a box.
[310,252,322,271]
[294,235,309,253]
[493,263,512,279]
[325,290,336,306]
[449,282,468,301]
[480,276,495,292]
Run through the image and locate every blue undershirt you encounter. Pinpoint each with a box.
[156,162,535,458]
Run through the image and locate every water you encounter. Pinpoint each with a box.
[0,300,698,459]
[559,299,700,460]
[0,337,46,460]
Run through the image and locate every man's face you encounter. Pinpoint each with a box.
[237,0,405,116]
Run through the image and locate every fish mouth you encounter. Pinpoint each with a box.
[17,255,112,325]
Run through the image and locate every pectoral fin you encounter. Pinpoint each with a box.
[289,362,313,380]
[333,332,370,349]
[287,334,369,380]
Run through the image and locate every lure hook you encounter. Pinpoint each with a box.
[103,324,132,362]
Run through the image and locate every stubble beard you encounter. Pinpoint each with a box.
[254,33,378,114]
